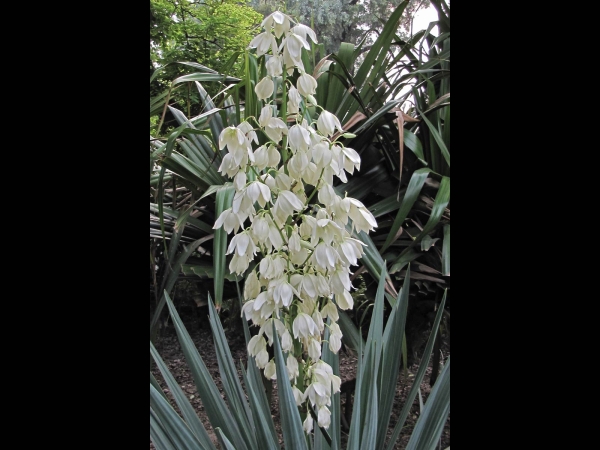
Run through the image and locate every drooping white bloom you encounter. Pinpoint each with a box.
[292,385,305,406]
[266,54,283,77]
[318,406,331,428]
[297,73,318,97]
[317,110,343,137]
[219,126,248,165]
[238,121,259,146]
[328,322,343,353]
[287,354,299,381]
[341,146,361,174]
[262,11,293,38]
[293,313,318,339]
[291,24,318,44]
[312,241,338,271]
[308,337,322,362]
[264,359,277,380]
[213,208,244,234]
[272,278,294,307]
[273,190,305,224]
[287,86,302,114]
[303,416,313,434]
[288,123,311,153]
[249,31,278,56]
[245,181,271,207]
[347,198,378,233]
[320,301,339,322]
[336,290,354,310]
[330,266,352,296]
[255,77,274,101]
[280,33,310,65]
[244,271,261,300]
[281,329,293,352]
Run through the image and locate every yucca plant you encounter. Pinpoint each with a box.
[150,266,449,449]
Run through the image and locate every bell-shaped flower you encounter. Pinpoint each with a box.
[292,24,318,44]
[317,110,343,137]
[308,337,322,362]
[219,126,248,165]
[288,123,311,153]
[273,190,305,224]
[328,322,343,353]
[218,153,240,178]
[337,236,365,266]
[348,198,378,233]
[293,312,318,339]
[246,181,271,207]
[262,11,293,38]
[272,278,295,307]
[287,86,302,114]
[281,33,310,63]
[317,406,331,428]
[303,416,313,434]
[255,77,274,101]
[266,54,283,77]
[330,266,352,295]
[336,290,354,310]
[321,301,339,322]
[282,44,304,74]
[244,270,261,300]
[264,359,277,380]
[297,73,318,97]
[293,385,305,406]
[286,354,299,382]
[341,146,361,174]
[311,241,338,271]
[213,208,244,234]
[281,329,293,352]
[229,254,250,274]
[249,31,278,56]
[238,121,259,146]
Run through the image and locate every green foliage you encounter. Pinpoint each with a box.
[249,0,431,54]
[150,0,263,129]
[150,271,450,449]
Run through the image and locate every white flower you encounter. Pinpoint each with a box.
[213,208,244,234]
[218,153,240,178]
[264,359,277,380]
[320,301,339,322]
[238,121,259,146]
[229,254,250,274]
[330,266,351,296]
[312,241,338,271]
[249,31,277,56]
[273,278,294,307]
[317,110,343,137]
[303,415,313,434]
[234,171,246,191]
[328,322,342,353]
[308,337,322,362]
[297,73,318,97]
[292,385,305,406]
[287,86,302,114]
[288,123,311,153]
[255,349,270,369]
[255,77,274,101]
[244,271,260,300]
[280,33,310,64]
[336,290,354,310]
[341,146,361,174]
[348,198,378,233]
[246,181,271,207]
[273,190,305,224]
[266,54,283,77]
[281,329,293,352]
[262,11,293,38]
[282,44,304,74]
[219,126,248,165]
[293,313,318,339]
[318,406,331,428]
[286,354,299,381]
[291,24,318,44]
[248,335,266,356]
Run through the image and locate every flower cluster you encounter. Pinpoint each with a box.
[213,11,377,433]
